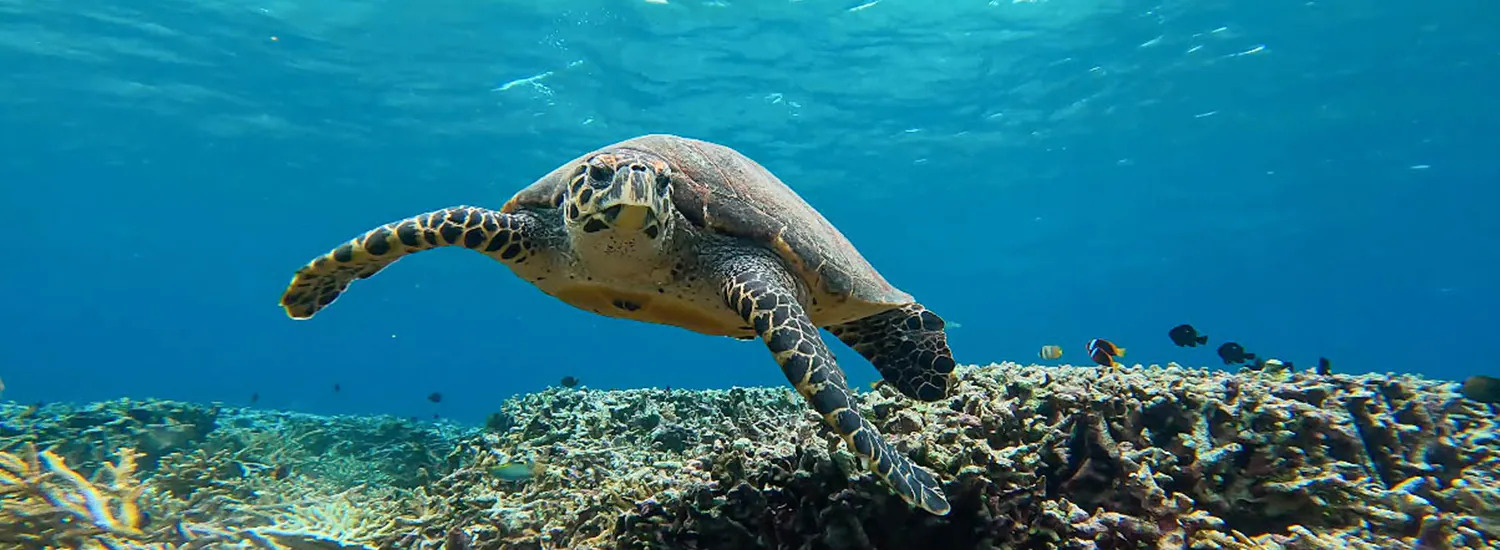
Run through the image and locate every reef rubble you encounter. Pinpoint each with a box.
[1,361,1496,549]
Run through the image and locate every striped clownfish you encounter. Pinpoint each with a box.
[1086,338,1126,368]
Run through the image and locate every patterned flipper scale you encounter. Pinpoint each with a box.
[279,206,538,319]
[721,260,951,515]
[827,304,957,402]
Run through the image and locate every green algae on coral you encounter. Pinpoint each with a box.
[2,362,1498,549]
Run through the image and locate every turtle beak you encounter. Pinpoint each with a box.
[601,164,658,232]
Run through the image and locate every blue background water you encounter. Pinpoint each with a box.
[1,0,1496,423]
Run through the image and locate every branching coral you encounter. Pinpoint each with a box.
[0,399,217,472]
[0,442,158,548]
[243,484,404,547]
[0,437,412,550]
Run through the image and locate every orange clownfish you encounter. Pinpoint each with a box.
[1087,338,1126,368]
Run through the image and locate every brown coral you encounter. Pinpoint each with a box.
[3,362,1496,550]
[396,363,1499,549]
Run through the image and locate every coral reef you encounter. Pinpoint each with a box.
[0,442,150,548]
[0,398,219,470]
[2,362,1497,549]
[0,403,462,550]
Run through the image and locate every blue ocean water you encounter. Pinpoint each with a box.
[1,0,1495,423]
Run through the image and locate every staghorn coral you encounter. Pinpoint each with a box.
[0,406,435,550]
[182,407,456,491]
[0,399,218,473]
[380,386,809,549]
[234,484,404,550]
[0,442,162,548]
[3,362,1498,549]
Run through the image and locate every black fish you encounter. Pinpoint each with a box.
[333,383,341,393]
[1316,357,1332,375]
[446,527,474,550]
[560,376,580,388]
[1216,342,1256,365]
[250,392,259,404]
[1168,324,1208,347]
[427,392,443,403]
[1461,375,1500,404]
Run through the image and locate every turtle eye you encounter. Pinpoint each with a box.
[655,173,670,193]
[587,164,613,185]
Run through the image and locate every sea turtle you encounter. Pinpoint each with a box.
[277,134,958,515]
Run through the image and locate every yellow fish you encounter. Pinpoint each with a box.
[1039,345,1063,360]
[489,460,544,482]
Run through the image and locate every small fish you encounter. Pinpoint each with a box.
[250,392,259,404]
[1316,357,1332,375]
[446,528,474,550]
[560,376,580,388]
[333,383,341,393]
[1039,345,1063,360]
[1168,324,1208,347]
[17,403,40,418]
[427,392,443,403]
[1217,342,1256,365]
[1460,375,1500,404]
[1086,338,1126,368]
[489,460,544,482]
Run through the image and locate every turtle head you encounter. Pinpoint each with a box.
[562,149,675,243]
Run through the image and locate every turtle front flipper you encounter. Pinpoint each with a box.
[718,256,951,516]
[827,304,957,402]
[279,206,545,319]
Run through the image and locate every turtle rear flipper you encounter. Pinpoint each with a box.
[827,304,957,402]
[719,255,951,516]
[279,206,544,319]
